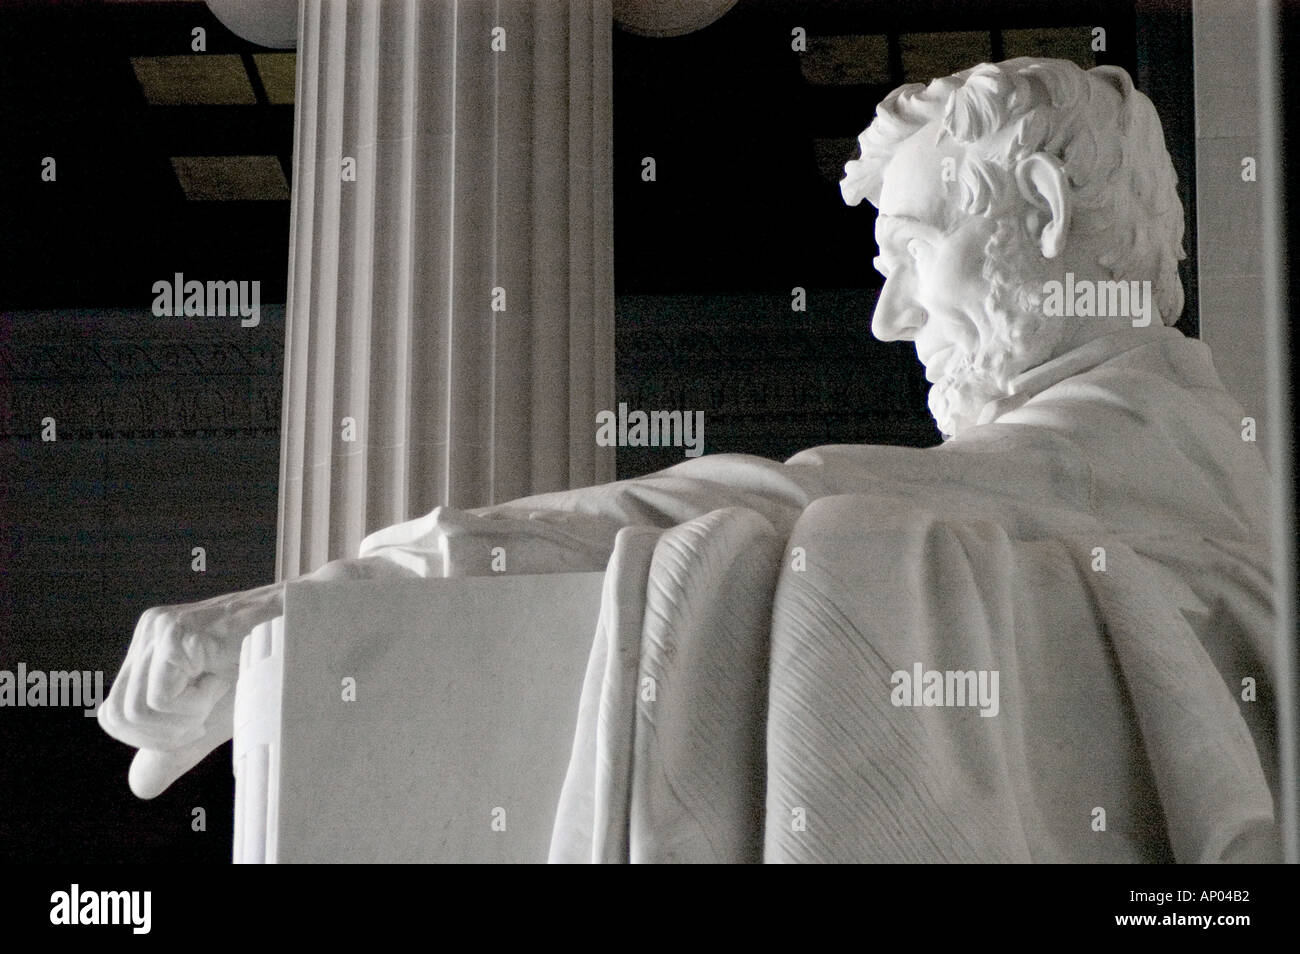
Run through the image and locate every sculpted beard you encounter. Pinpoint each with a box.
[928,215,1066,439]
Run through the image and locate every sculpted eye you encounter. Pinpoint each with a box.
[907,238,927,260]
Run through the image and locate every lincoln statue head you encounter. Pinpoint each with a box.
[841,57,1187,439]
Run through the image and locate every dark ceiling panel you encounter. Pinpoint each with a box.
[0,1,294,310]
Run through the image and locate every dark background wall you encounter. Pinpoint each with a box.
[0,0,1193,862]
[0,1,290,862]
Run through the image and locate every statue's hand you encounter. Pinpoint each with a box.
[98,597,254,799]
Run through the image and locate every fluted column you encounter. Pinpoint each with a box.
[277,0,615,578]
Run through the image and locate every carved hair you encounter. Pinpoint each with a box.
[842,58,1186,325]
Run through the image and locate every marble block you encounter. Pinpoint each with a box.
[232,573,606,863]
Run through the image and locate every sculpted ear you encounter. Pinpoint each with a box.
[1014,153,1071,259]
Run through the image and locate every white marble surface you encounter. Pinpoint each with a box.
[235,573,604,863]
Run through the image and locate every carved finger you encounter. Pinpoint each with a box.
[144,648,225,718]
[128,722,225,800]
[120,644,208,747]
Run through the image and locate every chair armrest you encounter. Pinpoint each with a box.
[232,572,605,863]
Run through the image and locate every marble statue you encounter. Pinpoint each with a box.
[99,58,1279,862]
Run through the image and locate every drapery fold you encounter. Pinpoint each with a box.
[278,0,615,579]
[549,510,780,863]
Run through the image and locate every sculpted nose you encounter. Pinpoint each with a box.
[871,279,925,342]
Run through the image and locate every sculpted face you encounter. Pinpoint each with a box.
[872,124,993,379]
[871,120,1061,438]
